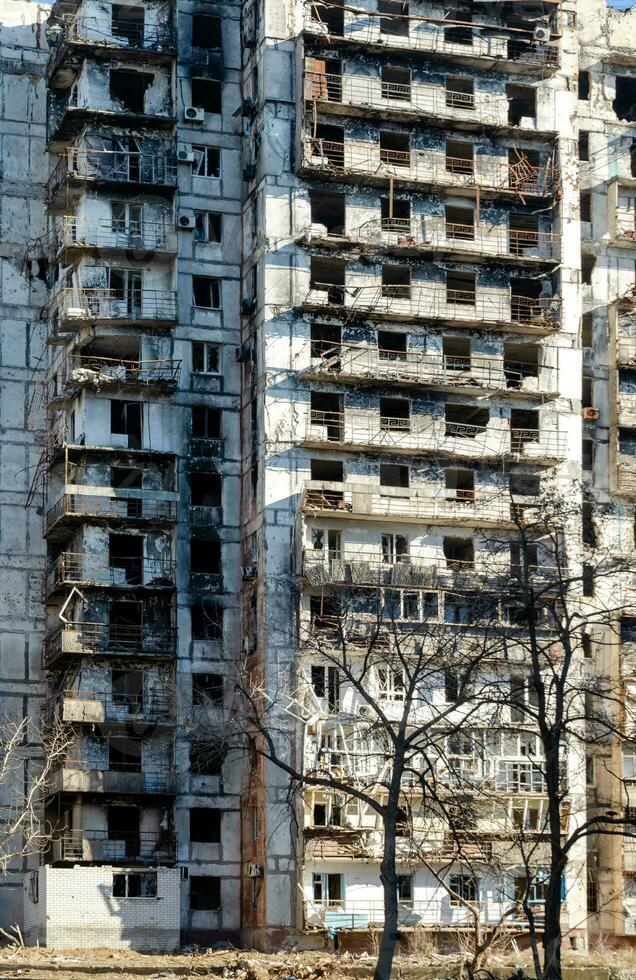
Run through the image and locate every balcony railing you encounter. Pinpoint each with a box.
[46,553,176,593]
[48,287,177,331]
[46,148,177,203]
[304,412,567,462]
[341,216,561,263]
[43,688,175,727]
[43,622,176,665]
[301,137,558,198]
[302,341,556,396]
[46,490,178,533]
[49,762,177,795]
[51,13,175,52]
[303,1,558,69]
[302,282,561,331]
[51,354,180,399]
[53,216,177,256]
[51,829,176,864]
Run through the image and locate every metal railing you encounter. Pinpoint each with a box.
[301,137,558,198]
[303,1,558,68]
[48,287,177,329]
[50,762,177,794]
[302,340,556,395]
[43,688,175,726]
[338,216,561,262]
[43,622,177,664]
[53,216,177,255]
[45,490,177,531]
[51,13,175,52]
[50,354,180,397]
[303,281,561,330]
[303,411,567,461]
[46,553,176,592]
[46,148,177,201]
[51,829,176,863]
[304,70,506,127]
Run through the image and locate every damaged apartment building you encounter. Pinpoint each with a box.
[0,0,635,954]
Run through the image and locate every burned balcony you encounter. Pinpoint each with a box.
[46,488,177,536]
[46,144,177,213]
[304,1,558,71]
[43,684,175,729]
[53,215,177,260]
[48,8,175,76]
[43,618,177,668]
[49,351,180,401]
[48,760,177,796]
[45,552,176,596]
[50,828,176,865]
[47,286,177,335]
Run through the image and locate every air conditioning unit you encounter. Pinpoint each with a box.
[177,145,195,164]
[583,406,600,421]
[533,24,551,42]
[184,106,205,123]
[248,863,263,878]
[178,213,196,230]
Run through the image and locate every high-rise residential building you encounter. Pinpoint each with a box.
[0,0,636,953]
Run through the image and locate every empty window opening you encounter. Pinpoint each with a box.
[630,140,636,178]
[580,191,591,223]
[311,665,340,710]
[446,76,474,111]
[110,69,152,113]
[444,668,459,701]
[510,473,540,496]
[583,563,594,597]
[511,277,543,321]
[504,342,539,388]
[191,77,222,114]
[380,396,410,430]
[194,211,222,243]
[109,600,142,644]
[444,4,472,45]
[443,336,471,371]
[446,138,473,175]
[380,131,410,167]
[579,70,590,100]
[108,805,140,857]
[445,467,474,502]
[582,499,596,547]
[312,872,343,905]
[579,131,590,161]
[111,400,142,448]
[311,323,341,362]
[445,403,489,438]
[511,408,539,447]
[379,0,409,36]
[310,458,343,482]
[614,76,636,122]
[192,14,222,49]
[380,196,410,232]
[581,254,596,285]
[313,803,327,826]
[582,375,594,408]
[509,212,540,255]
[382,533,408,564]
[193,276,221,309]
[191,537,221,574]
[510,541,538,576]
[193,145,221,178]
[381,65,411,101]
[113,871,156,898]
[313,123,345,167]
[443,536,474,568]
[193,672,223,705]
[581,314,593,348]
[192,406,221,438]
[190,875,221,910]
[190,739,227,775]
[190,807,221,843]
[310,191,345,235]
[191,600,223,640]
[109,736,142,773]
[506,84,536,125]
[310,256,346,304]
[582,438,594,471]
[111,670,143,713]
[310,594,341,631]
[109,533,143,585]
[190,472,221,507]
[112,5,144,44]
[310,391,344,441]
[378,330,407,359]
[445,205,474,241]
[311,0,344,35]
[380,463,409,488]
[382,264,410,298]
[446,270,475,305]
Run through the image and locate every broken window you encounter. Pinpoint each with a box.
[444,4,472,45]
[190,875,221,910]
[445,403,489,438]
[192,13,222,49]
[443,336,470,371]
[579,70,590,101]
[444,668,459,702]
[445,138,473,175]
[191,538,221,574]
[382,264,411,298]
[312,872,343,905]
[111,670,143,715]
[109,736,142,773]
[193,672,223,705]
[380,396,410,431]
[190,472,222,507]
[380,131,410,167]
[190,739,227,775]
[382,533,408,564]
[582,375,594,409]
[581,314,593,348]
[109,533,143,585]
[379,0,409,36]
[310,0,344,35]
[381,66,411,101]
[378,667,405,702]
[449,874,477,904]
[582,438,594,471]
[192,406,221,438]
[378,330,407,359]
[310,391,344,441]
[191,600,223,639]
[380,196,410,232]
[445,467,474,502]
[110,400,142,449]
[310,256,346,304]
[583,563,594,597]
[579,131,589,162]
[310,594,341,631]
[311,665,340,710]
[445,205,474,241]
[111,5,144,45]
[504,343,539,388]
[446,76,474,111]
[510,541,538,577]
[309,191,345,235]
[580,191,591,223]
[313,123,345,168]
[581,254,596,285]
[191,77,222,114]
[506,84,536,125]
[113,871,156,898]
[443,536,474,568]
[194,211,222,243]
[583,498,596,547]
[193,276,221,309]
[310,458,343,482]
[190,807,221,843]
[108,805,140,856]
[193,145,221,178]
[192,341,220,374]
[380,463,409,488]
[446,270,475,305]
[614,76,636,122]
[310,323,341,364]
[508,212,539,256]
[511,408,539,448]
[110,69,152,114]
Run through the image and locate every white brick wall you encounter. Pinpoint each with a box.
[23,866,180,950]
